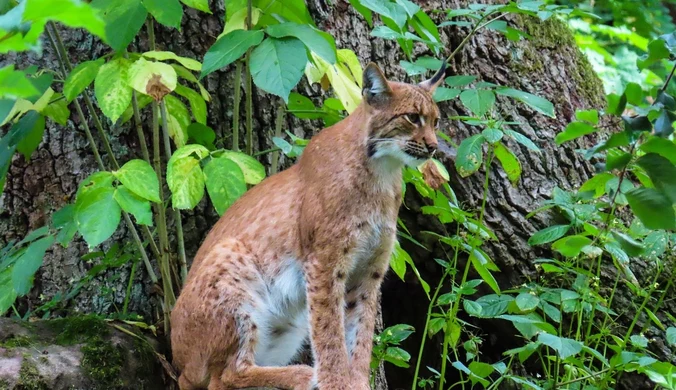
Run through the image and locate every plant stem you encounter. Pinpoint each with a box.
[123,258,139,315]
[232,60,242,151]
[245,0,254,155]
[271,101,284,174]
[46,23,158,285]
[444,12,507,64]
[160,100,188,284]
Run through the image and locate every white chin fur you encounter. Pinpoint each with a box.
[371,142,426,167]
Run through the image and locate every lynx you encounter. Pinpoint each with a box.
[171,62,447,390]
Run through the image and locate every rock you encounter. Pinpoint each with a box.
[0,316,166,390]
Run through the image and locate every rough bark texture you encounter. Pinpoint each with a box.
[2,0,672,389]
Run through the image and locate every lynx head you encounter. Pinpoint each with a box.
[363,62,446,167]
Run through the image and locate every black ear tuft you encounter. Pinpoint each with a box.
[362,63,392,106]
[419,61,448,93]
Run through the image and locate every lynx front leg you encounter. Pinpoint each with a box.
[345,234,395,390]
[304,251,351,390]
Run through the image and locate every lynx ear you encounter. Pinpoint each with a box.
[362,63,392,106]
[419,61,448,93]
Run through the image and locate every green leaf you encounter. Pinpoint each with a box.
[504,129,540,152]
[552,235,593,258]
[463,299,483,316]
[611,231,644,257]
[113,159,160,203]
[250,37,308,103]
[445,75,477,87]
[63,59,104,102]
[75,186,121,247]
[165,94,191,147]
[174,85,207,124]
[496,87,555,118]
[482,128,503,144]
[515,293,540,312]
[266,22,336,64]
[428,318,445,337]
[128,57,177,99]
[167,147,207,210]
[179,0,210,13]
[390,240,408,280]
[575,109,598,124]
[94,58,132,122]
[528,225,570,246]
[460,89,495,117]
[606,93,627,116]
[359,0,407,28]
[203,157,247,215]
[623,115,652,132]
[219,150,266,185]
[635,153,676,204]
[555,122,596,145]
[638,38,670,70]
[113,185,152,226]
[455,134,485,178]
[42,94,70,125]
[0,268,17,315]
[537,333,582,360]
[579,173,614,198]
[606,152,632,171]
[494,142,521,185]
[626,188,676,230]
[624,82,644,105]
[476,294,512,317]
[24,0,107,42]
[384,347,411,367]
[653,110,676,138]
[468,361,494,379]
[187,122,216,149]
[433,87,460,102]
[11,235,54,296]
[656,91,676,110]
[667,327,676,347]
[16,112,45,160]
[0,66,39,100]
[142,0,182,29]
[640,137,676,165]
[91,0,147,52]
[142,51,201,71]
[201,29,264,78]
[470,251,500,294]
[52,205,77,247]
[76,171,115,199]
[630,334,649,348]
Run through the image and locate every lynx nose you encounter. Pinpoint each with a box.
[425,141,438,156]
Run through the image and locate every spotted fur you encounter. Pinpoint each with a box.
[171,62,445,390]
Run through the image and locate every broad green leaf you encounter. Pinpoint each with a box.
[359,0,407,28]
[455,134,485,177]
[390,240,408,280]
[496,87,555,118]
[482,128,503,144]
[611,231,644,257]
[142,0,182,29]
[433,87,460,102]
[630,334,649,348]
[476,294,512,317]
[555,122,596,145]
[667,327,676,347]
[75,186,121,247]
[400,60,427,76]
[460,89,495,117]
[552,235,592,257]
[52,205,77,247]
[172,64,211,101]
[636,153,676,203]
[606,151,632,171]
[528,225,570,246]
[250,37,308,102]
[220,150,266,185]
[504,129,540,152]
[16,112,45,160]
[266,22,336,64]
[128,58,177,100]
[653,110,675,137]
[0,268,17,315]
[63,59,104,102]
[94,58,132,122]
[445,75,476,87]
[428,318,445,337]
[42,94,70,125]
[640,137,676,165]
[624,82,644,105]
[471,255,500,294]
[384,347,411,367]
[175,84,207,124]
[179,0,210,13]
[142,51,201,71]
[165,95,191,146]
[167,148,207,209]
[91,0,147,51]
[0,66,39,100]
[494,142,521,185]
[463,299,483,316]
[537,333,582,360]
[11,235,54,296]
[348,0,373,26]
[575,109,598,124]
[623,115,652,132]
[626,188,676,230]
[656,91,676,110]
[307,51,362,112]
[468,361,494,379]
[203,157,247,215]
[579,173,614,198]
[515,293,540,312]
[187,123,216,149]
[76,171,115,199]
[113,185,153,226]
[24,0,106,41]
[201,29,264,78]
[221,6,261,36]
[113,159,160,203]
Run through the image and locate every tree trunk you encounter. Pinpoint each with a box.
[5,0,670,389]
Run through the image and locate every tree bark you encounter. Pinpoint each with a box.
[4,0,671,389]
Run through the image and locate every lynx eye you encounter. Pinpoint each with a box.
[434,118,440,128]
[404,113,421,126]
